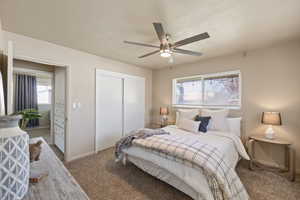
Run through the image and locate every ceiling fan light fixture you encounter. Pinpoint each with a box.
[160,49,172,58]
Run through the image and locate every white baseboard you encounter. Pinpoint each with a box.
[66,151,95,162]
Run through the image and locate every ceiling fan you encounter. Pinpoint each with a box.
[124,22,210,62]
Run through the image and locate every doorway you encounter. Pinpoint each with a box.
[13,59,67,160]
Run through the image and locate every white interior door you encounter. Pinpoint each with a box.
[54,68,66,153]
[96,72,123,151]
[123,77,145,134]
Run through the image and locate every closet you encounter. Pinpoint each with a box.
[95,69,145,152]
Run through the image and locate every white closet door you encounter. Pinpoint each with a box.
[96,73,123,151]
[123,77,145,134]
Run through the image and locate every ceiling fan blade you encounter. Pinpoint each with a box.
[173,48,202,56]
[153,23,166,43]
[124,41,160,48]
[138,50,160,58]
[174,32,209,47]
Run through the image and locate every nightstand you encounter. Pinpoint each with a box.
[248,135,296,181]
[150,122,175,129]
[150,123,165,129]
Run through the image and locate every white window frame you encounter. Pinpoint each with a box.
[36,76,52,105]
[37,84,52,105]
[172,70,241,109]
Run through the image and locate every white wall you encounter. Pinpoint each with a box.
[152,40,300,172]
[3,31,152,161]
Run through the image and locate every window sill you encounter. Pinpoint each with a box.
[172,104,241,110]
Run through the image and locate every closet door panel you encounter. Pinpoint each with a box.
[123,77,145,134]
[96,74,123,151]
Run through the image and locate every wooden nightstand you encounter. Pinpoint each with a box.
[150,123,165,129]
[150,122,175,129]
[248,135,296,181]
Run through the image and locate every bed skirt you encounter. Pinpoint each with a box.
[126,154,205,200]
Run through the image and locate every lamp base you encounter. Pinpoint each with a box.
[265,125,275,139]
[161,115,168,127]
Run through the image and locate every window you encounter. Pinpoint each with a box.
[37,78,52,104]
[173,71,241,108]
[176,79,203,105]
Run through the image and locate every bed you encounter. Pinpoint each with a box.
[118,110,250,200]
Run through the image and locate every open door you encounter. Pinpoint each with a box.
[53,67,66,153]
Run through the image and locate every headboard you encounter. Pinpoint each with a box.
[174,108,242,137]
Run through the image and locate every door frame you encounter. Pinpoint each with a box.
[14,55,71,162]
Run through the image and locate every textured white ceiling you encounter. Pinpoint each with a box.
[1,0,300,69]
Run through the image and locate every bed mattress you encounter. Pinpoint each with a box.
[122,125,242,200]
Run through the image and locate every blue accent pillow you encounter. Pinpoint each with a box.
[194,116,211,133]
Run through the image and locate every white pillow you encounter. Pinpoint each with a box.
[175,109,199,125]
[177,118,201,133]
[201,109,229,131]
[227,117,241,137]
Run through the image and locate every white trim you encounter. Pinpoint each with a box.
[172,104,241,110]
[174,70,241,81]
[13,67,53,78]
[96,69,145,80]
[172,70,241,109]
[14,55,67,67]
[7,41,14,115]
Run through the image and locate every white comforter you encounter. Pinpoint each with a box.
[123,125,249,200]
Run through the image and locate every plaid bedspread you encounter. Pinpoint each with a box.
[132,134,249,200]
[115,128,169,161]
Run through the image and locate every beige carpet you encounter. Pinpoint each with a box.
[66,148,300,200]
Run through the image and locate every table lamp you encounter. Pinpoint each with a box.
[160,107,169,126]
[261,111,282,139]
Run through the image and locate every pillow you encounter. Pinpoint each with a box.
[194,115,211,133]
[177,118,201,133]
[201,109,229,131]
[227,117,241,137]
[175,109,199,125]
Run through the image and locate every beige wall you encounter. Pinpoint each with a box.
[152,40,300,172]
[0,19,3,51]
[3,31,152,161]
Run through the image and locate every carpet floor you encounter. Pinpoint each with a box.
[66,148,300,200]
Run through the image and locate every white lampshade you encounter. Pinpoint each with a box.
[261,112,282,125]
[160,107,169,115]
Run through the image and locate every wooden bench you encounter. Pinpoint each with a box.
[23,137,89,200]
